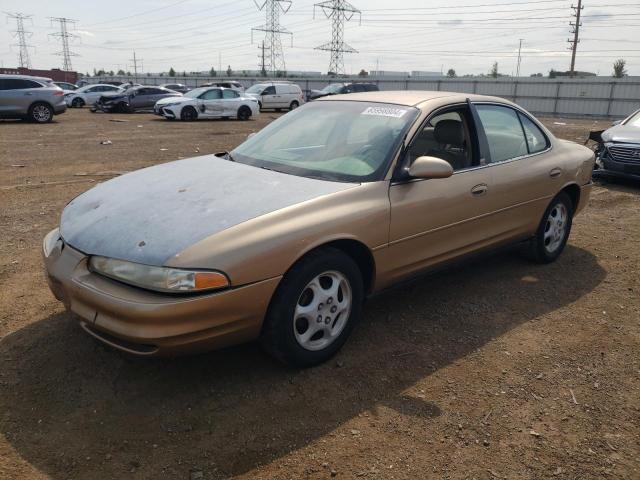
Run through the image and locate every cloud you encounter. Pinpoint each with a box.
[76,30,95,37]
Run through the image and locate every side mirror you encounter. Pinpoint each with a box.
[611,119,622,126]
[408,156,454,179]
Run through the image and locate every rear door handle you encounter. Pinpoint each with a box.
[471,184,488,196]
[549,167,563,178]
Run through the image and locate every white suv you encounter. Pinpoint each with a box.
[65,84,123,108]
[244,82,305,111]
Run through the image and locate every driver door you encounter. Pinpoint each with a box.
[382,104,499,285]
[261,85,277,109]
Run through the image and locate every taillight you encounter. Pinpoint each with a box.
[53,91,64,97]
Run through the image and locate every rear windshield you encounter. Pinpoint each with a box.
[232,101,419,182]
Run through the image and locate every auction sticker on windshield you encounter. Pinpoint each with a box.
[361,106,409,118]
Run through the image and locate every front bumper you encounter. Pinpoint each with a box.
[594,143,640,180]
[43,230,281,356]
[155,105,177,119]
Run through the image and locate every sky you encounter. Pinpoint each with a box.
[1,0,639,77]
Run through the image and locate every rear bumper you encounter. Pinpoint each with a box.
[54,102,67,115]
[43,230,280,356]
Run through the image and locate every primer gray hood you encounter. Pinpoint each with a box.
[60,155,355,265]
[602,124,640,144]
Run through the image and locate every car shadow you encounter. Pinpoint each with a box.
[0,245,605,478]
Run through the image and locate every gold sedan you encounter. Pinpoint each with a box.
[43,91,595,366]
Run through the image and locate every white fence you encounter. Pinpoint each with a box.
[91,75,640,118]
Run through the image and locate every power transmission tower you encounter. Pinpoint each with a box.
[567,0,583,77]
[516,39,523,77]
[252,0,292,75]
[129,51,143,81]
[259,41,268,77]
[49,17,79,71]
[314,0,361,76]
[5,12,33,68]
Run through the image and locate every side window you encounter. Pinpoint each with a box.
[352,84,366,93]
[222,89,239,99]
[201,89,222,100]
[136,88,149,95]
[263,86,276,95]
[4,79,42,89]
[518,113,549,154]
[476,105,528,163]
[407,108,474,171]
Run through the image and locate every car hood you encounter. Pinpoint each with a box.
[602,124,640,144]
[155,96,189,106]
[60,155,356,266]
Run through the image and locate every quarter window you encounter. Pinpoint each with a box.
[222,89,239,99]
[201,89,222,100]
[518,113,549,154]
[476,105,528,163]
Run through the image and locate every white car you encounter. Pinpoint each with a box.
[65,84,123,108]
[244,82,305,111]
[154,87,259,121]
[201,81,244,93]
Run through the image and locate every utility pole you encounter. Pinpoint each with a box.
[516,39,523,77]
[129,51,142,81]
[567,0,583,77]
[259,41,268,77]
[252,0,292,75]
[314,0,361,76]
[49,17,79,72]
[5,12,33,68]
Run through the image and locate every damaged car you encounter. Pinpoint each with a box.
[154,86,259,121]
[43,91,595,367]
[92,85,181,113]
[591,108,640,181]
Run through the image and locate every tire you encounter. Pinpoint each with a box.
[116,102,130,113]
[260,247,364,367]
[527,192,573,264]
[28,102,53,123]
[71,97,85,108]
[237,106,251,121]
[258,101,262,111]
[290,100,299,111]
[180,106,198,121]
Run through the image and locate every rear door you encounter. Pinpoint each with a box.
[221,89,240,116]
[472,103,558,238]
[200,88,223,116]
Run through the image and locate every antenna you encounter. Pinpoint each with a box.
[314,0,361,76]
[49,17,79,71]
[5,12,34,68]
[252,0,292,75]
[567,0,583,77]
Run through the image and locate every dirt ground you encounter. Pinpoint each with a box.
[0,109,638,480]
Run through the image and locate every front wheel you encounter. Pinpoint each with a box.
[237,106,251,121]
[29,102,53,123]
[72,97,84,108]
[180,106,198,121]
[261,248,364,367]
[527,192,573,263]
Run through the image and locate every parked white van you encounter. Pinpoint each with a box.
[244,82,305,111]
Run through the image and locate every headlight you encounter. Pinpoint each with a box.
[43,228,61,257]
[88,256,229,293]
[161,102,181,108]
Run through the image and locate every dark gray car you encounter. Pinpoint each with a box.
[93,86,181,113]
[592,108,640,181]
[0,74,67,123]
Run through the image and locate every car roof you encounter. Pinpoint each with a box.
[0,74,53,82]
[318,90,515,107]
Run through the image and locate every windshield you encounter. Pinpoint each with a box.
[231,101,419,182]
[185,87,209,98]
[246,84,267,94]
[625,110,640,127]
[321,84,344,94]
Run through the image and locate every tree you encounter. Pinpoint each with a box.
[226,65,233,77]
[183,70,187,77]
[168,67,176,77]
[549,69,558,79]
[489,62,499,79]
[209,67,217,77]
[446,68,456,78]
[358,69,369,77]
[116,69,125,75]
[530,73,543,77]
[613,59,627,78]
[126,71,132,76]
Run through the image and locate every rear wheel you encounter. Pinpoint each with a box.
[290,100,299,110]
[237,106,251,121]
[71,97,85,108]
[29,102,53,123]
[527,192,573,263]
[180,106,198,121]
[261,248,364,367]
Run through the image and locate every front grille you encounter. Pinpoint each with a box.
[608,145,640,164]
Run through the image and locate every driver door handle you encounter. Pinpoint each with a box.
[549,167,563,178]
[471,184,488,196]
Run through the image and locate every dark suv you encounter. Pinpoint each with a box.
[0,74,67,123]
[308,82,379,100]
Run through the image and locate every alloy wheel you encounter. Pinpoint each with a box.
[544,203,568,253]
[32,105,52,122]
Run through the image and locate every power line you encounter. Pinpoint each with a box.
[5,12,33,68]
[252,0,292,74]
[568,0,583,76]
[48,17,79,71]
[314,0,361,75]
